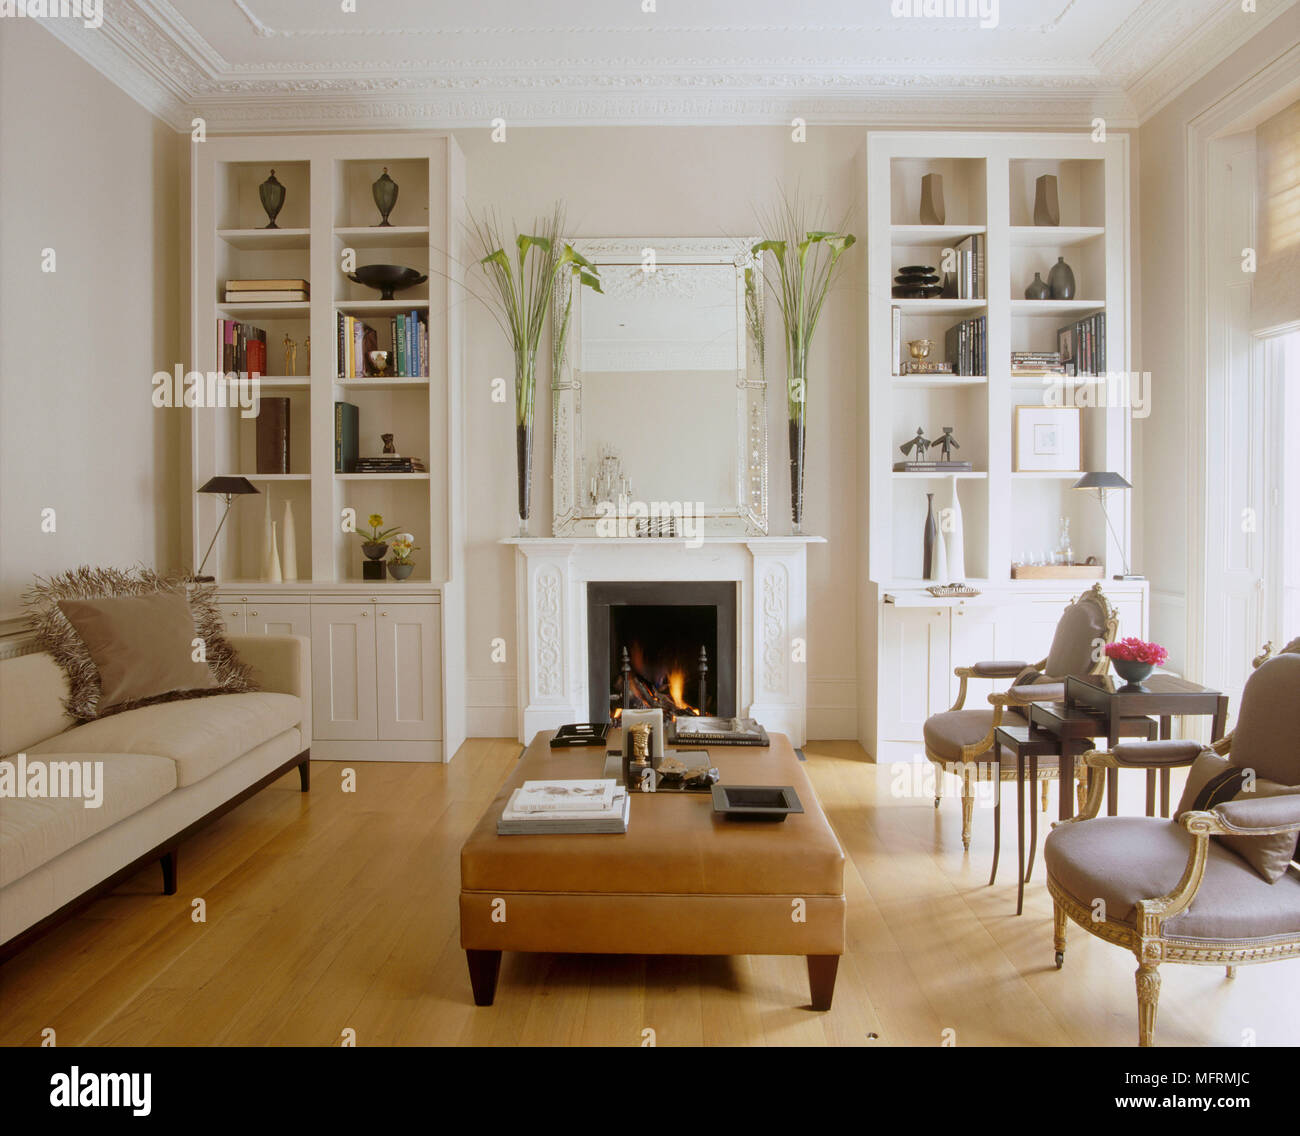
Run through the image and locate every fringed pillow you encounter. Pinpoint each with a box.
[23,566,256,721]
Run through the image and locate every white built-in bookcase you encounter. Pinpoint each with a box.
[862,131,1132,584]
[189,133,466,761]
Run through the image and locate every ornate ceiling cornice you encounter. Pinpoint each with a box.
[30,0,1298,134]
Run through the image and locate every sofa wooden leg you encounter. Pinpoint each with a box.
[1053,900,1067,968]
[298,757,310,792]
[1136,960,1161,1047]
[807,954,839,1011]
[466,949,502,1006]
[160,849,177,896]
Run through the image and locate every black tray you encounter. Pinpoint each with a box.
[711,784,804,821]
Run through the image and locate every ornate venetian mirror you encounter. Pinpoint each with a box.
[550,238,768,536]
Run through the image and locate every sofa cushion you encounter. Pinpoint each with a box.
[28,693,302,787]
[0,753,177,887]
[57,592,218,710]
[1045,816,1300,942]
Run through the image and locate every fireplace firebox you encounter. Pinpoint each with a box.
[586,582,737,724]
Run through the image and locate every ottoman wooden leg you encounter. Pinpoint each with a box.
[467,949,502,1006]
[807,955,839,1011]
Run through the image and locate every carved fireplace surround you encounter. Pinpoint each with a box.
[503,537,822,745]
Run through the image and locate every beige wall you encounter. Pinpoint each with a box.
[1136,4,1300,670]
[0,19,185,622]
[452,126,862,736]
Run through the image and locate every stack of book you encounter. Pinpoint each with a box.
[497,779,630,835]
[224,278,309,304]
[945,234,985,300]
[1010,351,1066,376]
[218,319,268,375]
[901,360,954,376]
[1059,312,1106,376]
[337,310,428,378]
[943,315,986,376]
[354,454,427,474]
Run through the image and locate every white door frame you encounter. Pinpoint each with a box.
[1184,44,1300,684]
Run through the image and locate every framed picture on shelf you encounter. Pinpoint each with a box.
[1014,406,1081,472]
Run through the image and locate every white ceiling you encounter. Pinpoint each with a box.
[37,0,1300,131]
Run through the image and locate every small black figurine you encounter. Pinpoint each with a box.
[899,427,931,461]
[935,427,960,462]
[381,433,397,455]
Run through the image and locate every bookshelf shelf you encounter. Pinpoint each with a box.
[218,228,311,251]
[1010,299,1105,316]
[230,472,311,481]
[891,471,988,480]
[1009,225,1104,247]
[218,301,311,319]
[335,377,431,392]
[893,299,987,315]
[224,375,309,390]
[334,225,431,249]
[889,223,987,247]
[1010,471,1084,479]
[892,375,987,388]
[335,472,431,481]
[334,299,431,317]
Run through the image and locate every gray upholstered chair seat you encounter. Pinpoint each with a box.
[923,708,1028,762]
[1046,816,1300,942]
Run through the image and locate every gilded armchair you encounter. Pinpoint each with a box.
[923,583,1119,851]
[1045,640,1300,1046]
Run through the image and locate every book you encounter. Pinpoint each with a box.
[894,460,974,472]
[497,787,629,835]
[224,290,308,303]
[902,361,954,375]
[671,716,770,746]
[217,319,267,375]
[512,779,616,814]
[334,401,358,473]
[256,398,290,474]
[226,279,309,292]
[395,312,407,376]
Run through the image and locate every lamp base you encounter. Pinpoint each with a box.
[189,575,216,583]
[1113,573,1146,581]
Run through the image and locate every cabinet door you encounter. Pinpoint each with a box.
[375,603,441,741]
[218,602,246,636]
[247,603,310,638]
[878,606,950,748]
[310,605,378,741]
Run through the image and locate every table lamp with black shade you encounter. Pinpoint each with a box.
[193,476,259,582]
[1071,471,1143,581]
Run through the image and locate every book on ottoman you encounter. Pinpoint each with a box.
[498,780,629,834]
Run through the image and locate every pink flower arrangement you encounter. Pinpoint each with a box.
[1105,637,1168,666]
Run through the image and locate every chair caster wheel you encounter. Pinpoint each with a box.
[1054,952,1064,969]
[934,798,941,809]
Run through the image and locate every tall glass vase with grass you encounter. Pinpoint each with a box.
[753,197,855,534]
[468,205,600,536]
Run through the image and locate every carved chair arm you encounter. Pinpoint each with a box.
[1069,743,1206,821]
[949,658,1046,711]
[1133,811,1219,936]
[1207,796,1300,836]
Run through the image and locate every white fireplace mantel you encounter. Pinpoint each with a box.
[503,536,824,746]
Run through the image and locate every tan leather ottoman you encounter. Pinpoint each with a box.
[459,731,847,1008]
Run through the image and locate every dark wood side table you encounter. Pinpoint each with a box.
[1064,673,1229,817]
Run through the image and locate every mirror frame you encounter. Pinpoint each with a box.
[550,237,768,537]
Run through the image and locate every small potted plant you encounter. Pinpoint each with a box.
[1105,637,1168,692]
[387,533,418,580]
[356,513,400,561]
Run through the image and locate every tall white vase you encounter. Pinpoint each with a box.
[934,519,950,585]
[944,475,966,582]
[262,491,282,582]
[280,500,298,581]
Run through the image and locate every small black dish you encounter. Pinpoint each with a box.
[347,264,428,301]
[897,264,935,274]
[711,784,804,821]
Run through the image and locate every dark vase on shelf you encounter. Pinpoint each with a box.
[1048,256,1076,300]
[923,492,939,578]
[515,349,537,537]
[387,561,414,580]
[1025,272,1050,300]
[1111,658,1154,692]
[362,541,388,561]
[789,416,807,535]
[1033,174,1061,226]
[371,167,399,227]
[258,170,285,230]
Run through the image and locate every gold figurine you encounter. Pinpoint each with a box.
[284,335,297,376]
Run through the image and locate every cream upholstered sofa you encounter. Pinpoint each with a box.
[0,634,310,959]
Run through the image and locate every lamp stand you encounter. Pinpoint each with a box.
[194,493,236,582]
[1091,488,1143,581]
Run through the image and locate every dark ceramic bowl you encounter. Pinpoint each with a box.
[347,264,428,301]
[1112,658,1155,691]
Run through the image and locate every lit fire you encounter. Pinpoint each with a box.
[667,668,689,710]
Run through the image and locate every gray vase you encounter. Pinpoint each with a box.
[1025,272,1050,300]
[1033,174,1060,226]
[1048,256,1075,300]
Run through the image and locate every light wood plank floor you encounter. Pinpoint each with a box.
[2,739,1296,1047]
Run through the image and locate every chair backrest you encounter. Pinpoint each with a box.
[1042,583,1118,679]
[1229,652,1300,785]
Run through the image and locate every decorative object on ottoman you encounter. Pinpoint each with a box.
[619,708,666,764]
[22,566,255,721]
[712,784,804,821]
[1047,256,1076,300]
[372,166,399,227]
[1025,271,1051,300]
[1033,174,1060,226]
[258,169,285,229]
[193,475,259,582]
[1105,638,1168,691]
[919,172,945,225]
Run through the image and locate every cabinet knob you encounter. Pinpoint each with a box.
[380,610,388,616]
[241,597,248,603]
[361,610,368,617]
[249,610,258,616]
[369,597,378,603]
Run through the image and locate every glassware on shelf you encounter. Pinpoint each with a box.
[1057,516,1073,566]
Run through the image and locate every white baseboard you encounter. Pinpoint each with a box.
[310,739,445,763]
[808,677,857,740]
